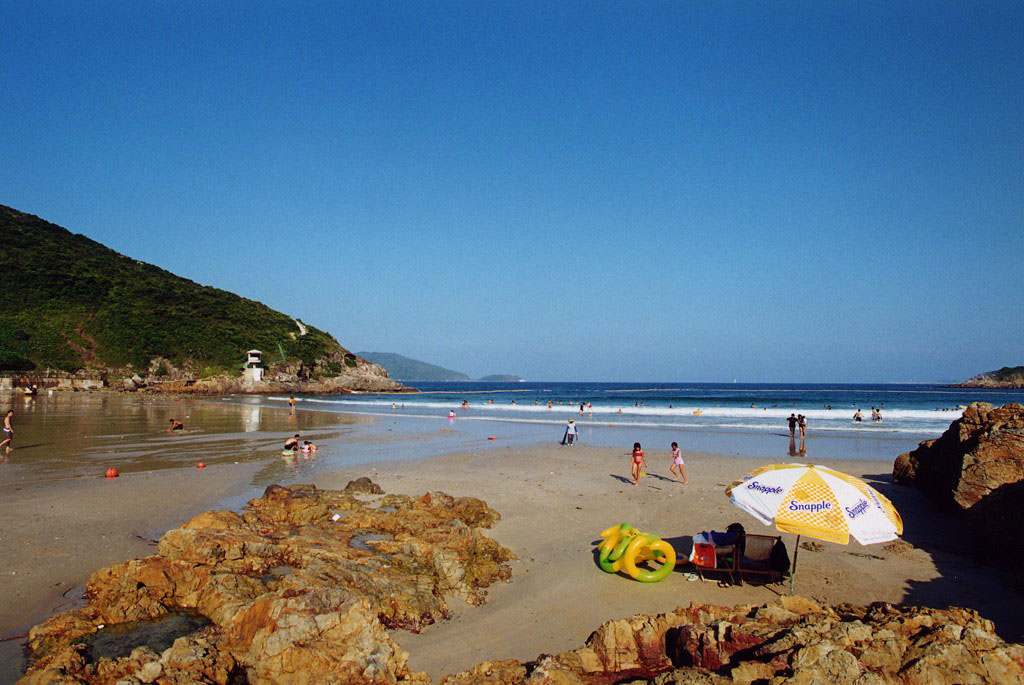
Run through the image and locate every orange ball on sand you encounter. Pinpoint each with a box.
[105,467,119,478]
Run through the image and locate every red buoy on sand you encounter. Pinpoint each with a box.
[105,467,119,479]
[197,462,206,469]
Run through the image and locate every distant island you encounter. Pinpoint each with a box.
[357,352,520,382]
[356,352,470,382]
[0,205,406,394]
[954,366,1024,389]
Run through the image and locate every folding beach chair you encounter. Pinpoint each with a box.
[737,534,786,585]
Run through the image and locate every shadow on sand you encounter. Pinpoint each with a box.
[860,471,1024,642]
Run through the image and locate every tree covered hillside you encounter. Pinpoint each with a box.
[0,205,353,375]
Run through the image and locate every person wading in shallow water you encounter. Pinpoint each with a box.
[0,409,13,455]
[787,413,798,438]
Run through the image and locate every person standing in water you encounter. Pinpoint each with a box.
[787,413,798,437]
[669,441,688,484]
[0,409,13,454]
[798,414,807,438]
[854,409,863,422]
[288,396,296,415]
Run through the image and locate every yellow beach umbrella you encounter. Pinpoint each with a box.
[725,463,903,594]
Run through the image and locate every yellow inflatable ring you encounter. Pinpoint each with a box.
[596,524,676,582]
[621,538,676,582]
[598,523,635,573]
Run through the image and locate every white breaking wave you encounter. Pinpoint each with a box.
[265,396,955,435]
[283,397,949,421]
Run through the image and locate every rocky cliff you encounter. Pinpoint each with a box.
[893,403,1024,570]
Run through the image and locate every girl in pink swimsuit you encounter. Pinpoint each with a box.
[630,442,647,486]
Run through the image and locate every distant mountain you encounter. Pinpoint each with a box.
[0,205,401,391]
[479,374,523,382]
[955,366,1024,389]
[357,352,470,381]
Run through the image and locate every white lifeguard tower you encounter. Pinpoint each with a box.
[243,349,264,383]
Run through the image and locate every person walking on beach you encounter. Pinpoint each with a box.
[669,441,688,484]
[798,414,806,438]
[630,442,647,486]
[1,409,13,454]
[561,419,578,446]
[787,413,798,437]
[288,396,296,415]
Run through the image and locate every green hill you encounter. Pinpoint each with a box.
[0,204,363,379]
[958,366,1024,389]
[356,352,470,381]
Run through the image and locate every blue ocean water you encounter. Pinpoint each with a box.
[280,381,1023,437]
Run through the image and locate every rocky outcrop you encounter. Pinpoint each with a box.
[118,354,411,394]
[21,481,513,684]
[954,367,1024,389]
[441,597,1024,684]
[18,480,1024,684]
[894,403,1024,569]
[144,371,409,395]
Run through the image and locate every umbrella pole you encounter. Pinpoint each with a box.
[789,535,800,596]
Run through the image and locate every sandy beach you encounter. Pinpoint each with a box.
[324,445,1022,680]
[1,395,1020,682]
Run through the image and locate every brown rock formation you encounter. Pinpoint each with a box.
[21,481,513,684]
[17,478,1024,684]
[893,403,1024,569]
[441,597,1024,684]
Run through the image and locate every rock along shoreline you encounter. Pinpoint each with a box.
[18,479,1024,684]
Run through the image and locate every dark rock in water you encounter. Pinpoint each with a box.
[21,484,513,684]
[441,597,1024,684]
[344,476,385,495]
[893,402,1024,569]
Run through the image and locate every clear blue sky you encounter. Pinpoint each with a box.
[2,2,1021,382]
